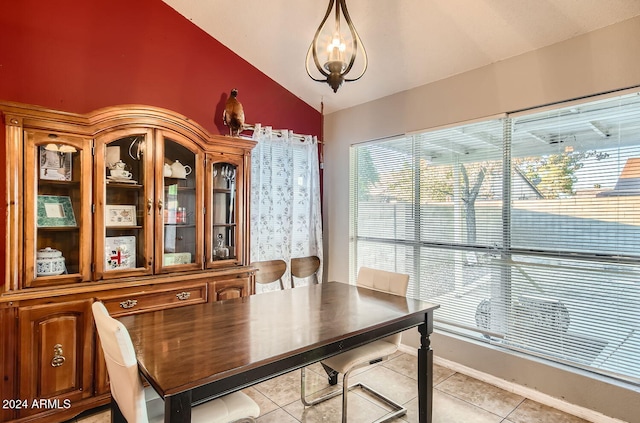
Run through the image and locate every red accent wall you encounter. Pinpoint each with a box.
[0,0,322,279]
[0,0,320,135]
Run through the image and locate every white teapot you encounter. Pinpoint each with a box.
[163,163,172,177]
[170,160,192,179]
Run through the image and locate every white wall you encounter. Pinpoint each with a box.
[323,16,640,422]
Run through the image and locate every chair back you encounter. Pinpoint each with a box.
[92,301,149,423]
[356,267,410,347]
[356,267,409,296]
[291,256,321,286]
[252,259,287,289]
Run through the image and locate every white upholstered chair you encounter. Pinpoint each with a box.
[91,301,259,423]
[300,267,410,423]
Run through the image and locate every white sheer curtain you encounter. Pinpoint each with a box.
[250,125,323,292]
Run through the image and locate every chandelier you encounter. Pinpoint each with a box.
[305,0,368,93]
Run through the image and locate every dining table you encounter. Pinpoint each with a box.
[117,280,440,423]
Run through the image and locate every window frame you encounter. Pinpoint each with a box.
[350,90,640,385]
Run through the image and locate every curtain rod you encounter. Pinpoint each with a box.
[242,123,323,144]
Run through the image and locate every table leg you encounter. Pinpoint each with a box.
[165,391,192,423]
[418,319,434,423]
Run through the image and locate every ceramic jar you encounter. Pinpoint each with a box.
[110,160,126,170]
[36,247,66,276]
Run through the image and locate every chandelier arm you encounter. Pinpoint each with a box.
[307,0,336,79]
[339,0,367,80]
[343,33,368,81]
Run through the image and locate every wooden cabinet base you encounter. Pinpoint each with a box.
[1,270,256,422]
[1,102,257,423]
[17,300,94,418]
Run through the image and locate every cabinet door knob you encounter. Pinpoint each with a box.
[50,343,66,367]
[158,199,163,215]
[147,198,153,215]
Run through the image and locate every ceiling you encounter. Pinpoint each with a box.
[161,0,640,115]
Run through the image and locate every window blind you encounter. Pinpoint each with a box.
[350,92,640,384]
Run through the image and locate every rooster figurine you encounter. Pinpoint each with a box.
[223,88,245,137]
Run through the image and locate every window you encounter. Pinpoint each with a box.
[350,92,640,384]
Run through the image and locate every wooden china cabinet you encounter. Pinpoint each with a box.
[0,102,257,423]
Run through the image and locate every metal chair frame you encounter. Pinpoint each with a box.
[300,267,409,423]
[300,357,406,423]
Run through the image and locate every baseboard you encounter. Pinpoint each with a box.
[397,344,627,423]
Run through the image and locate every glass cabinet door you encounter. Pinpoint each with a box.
[24,130,92,287]
[207,154,244,267]
[95,129,153,279]
[156,132,203,272]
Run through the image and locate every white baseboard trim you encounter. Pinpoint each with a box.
[397,344,627,423]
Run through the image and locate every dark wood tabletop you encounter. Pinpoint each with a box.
[119,281,439,422]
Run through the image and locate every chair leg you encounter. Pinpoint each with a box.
[301,366,407,423]
[300,367,342,407]
[341,371,350,423]
[354,381,407,423]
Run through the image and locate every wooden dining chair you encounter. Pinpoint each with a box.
[92,302,259,423]
[251,259,287,290]
[300,267,410,423]
[290,255,321,287]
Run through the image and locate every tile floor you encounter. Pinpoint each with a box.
[71,352,590,423]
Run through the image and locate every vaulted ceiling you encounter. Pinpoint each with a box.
[162,1,640,115]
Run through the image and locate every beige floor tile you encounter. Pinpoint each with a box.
[285,387,390,423]
[432,363,457,386]
[70,352,593,423]
[255,368,332,408]
[76,408,110,423]
[437,372,525,418]
[243,386,280,417]
[383,354,456,387]
[505,399,591,423]
[256,407,300,423]
[396,390,504,423]
[254,370,302,407]
[352,365,418,405]
[383,353,418,380]
[306,361,331,376]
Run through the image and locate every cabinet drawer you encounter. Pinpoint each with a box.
[102,283,207,316]
[210,277,251,301]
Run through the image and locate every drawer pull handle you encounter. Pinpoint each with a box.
[120,299,138,309]
[176,292,191,300]
[51,344,65,367]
